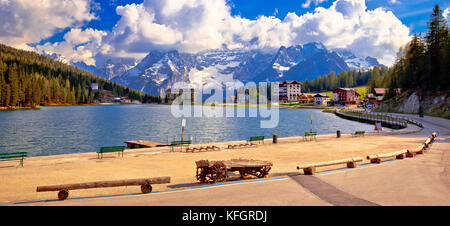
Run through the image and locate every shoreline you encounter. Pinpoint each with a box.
[0,122,430,204]
[0,113,445,205]
[6,120,422,160]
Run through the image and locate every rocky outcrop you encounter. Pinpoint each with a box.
[398,92,420,114]
[377,91,449,118]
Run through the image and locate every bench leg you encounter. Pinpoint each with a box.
[303,167,316,175]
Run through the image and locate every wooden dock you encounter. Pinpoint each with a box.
[124,140,168,149]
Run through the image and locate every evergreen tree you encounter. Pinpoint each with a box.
[3,84,10,106]
[425,4,449,90]
[7,63,19,106]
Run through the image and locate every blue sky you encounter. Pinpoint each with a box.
[229,0,449,33]
[41,0,449,45]
[2,0,448,66]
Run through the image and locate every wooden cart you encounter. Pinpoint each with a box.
[195,159,272,183]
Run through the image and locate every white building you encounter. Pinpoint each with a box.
[314,94,330,105]
[278,81,301,103]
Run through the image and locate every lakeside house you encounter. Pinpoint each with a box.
[298,93,314,104]
[277,81,301,103]
[313,93,330,105]
[113,97,131,103]
[366,88,401,106]
[332,88,360,105]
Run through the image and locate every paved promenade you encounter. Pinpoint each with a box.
[3,114,449,206]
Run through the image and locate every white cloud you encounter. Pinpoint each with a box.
[388,0,399,4]
[31,0,410,66]
[35,28,107,65]
[0,0,97,50]
[444,8,450,23]
[302,0,329,8]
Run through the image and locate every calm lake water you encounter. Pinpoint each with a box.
[0,104,378,156]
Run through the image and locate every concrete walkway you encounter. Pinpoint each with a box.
[11,113,450,206]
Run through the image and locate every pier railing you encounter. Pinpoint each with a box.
[335,109,409,129]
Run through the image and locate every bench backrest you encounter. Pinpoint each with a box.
[0,152,27,159]
[100,146,125,153]
[304,131,317,135]
[249,136,264,141]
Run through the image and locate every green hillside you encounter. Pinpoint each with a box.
[320,86,368,100]
[0,43,161,108]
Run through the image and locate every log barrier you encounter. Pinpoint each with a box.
[36,176,171,200]
[366,150,408,163]
[296,157,363,175]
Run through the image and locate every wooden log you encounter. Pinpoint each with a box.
[296,157,363,171]
[412,145,425,154]
[424,138,432,148]
[406,145,424,156]
[303,167,316,175]
[405,149,415,158]
[36,176,170,192]
[346,161,357,168]
[366,150,408,162]
[396,153,405,159]
[58,189,69,200]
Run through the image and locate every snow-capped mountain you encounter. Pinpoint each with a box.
[112,50,194,96]
[63,42,382,96]
[238,42,356,83]
[333,48,381,70]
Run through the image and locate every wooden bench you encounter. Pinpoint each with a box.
[352,131,365,137]
[248,136,264,144]
[0,152,27,167]
[169,140,192,151]
[97,146,125,159]
[366,150,408,163]
[36,176,171,200]
[303,131,317,141]
[296,157,363,175]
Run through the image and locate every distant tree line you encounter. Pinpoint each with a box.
[300,67,388,94]
[370,4,449,99]
[0,43,161,108]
